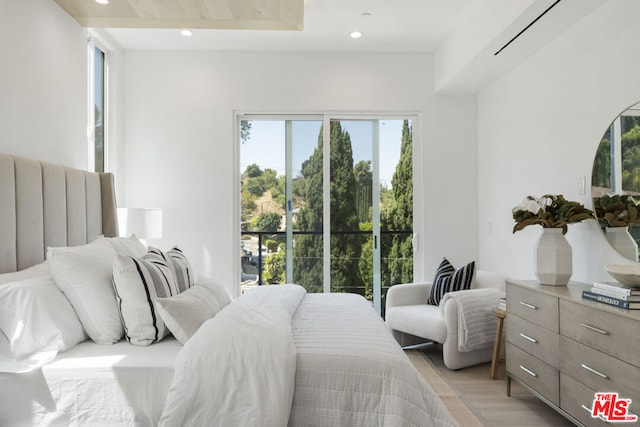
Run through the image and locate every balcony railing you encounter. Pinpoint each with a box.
[240,229,412,292]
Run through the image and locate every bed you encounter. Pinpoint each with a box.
[0,152,457,427]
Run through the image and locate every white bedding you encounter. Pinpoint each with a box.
[0,338,181,426]
[160,284,306,427]
[290,293,457,427]
[161,286,456,427]
[2,285,457,427]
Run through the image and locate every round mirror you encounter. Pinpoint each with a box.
[592,102,640,262]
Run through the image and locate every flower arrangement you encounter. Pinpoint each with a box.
[512,194,594,234]
[593,194,640,228]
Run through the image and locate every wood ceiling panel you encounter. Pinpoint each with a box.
[53,0,303,30]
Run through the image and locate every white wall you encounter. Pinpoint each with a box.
[120,51,478,294]
[478,0,640,283]
[0,0,86,168]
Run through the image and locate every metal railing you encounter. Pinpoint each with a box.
[240,229,412,290]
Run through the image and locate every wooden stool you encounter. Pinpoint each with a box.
[490,307,506,379]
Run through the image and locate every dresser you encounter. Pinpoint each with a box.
[506,280,640,426]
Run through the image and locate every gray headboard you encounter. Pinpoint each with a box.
[0,152,118,273]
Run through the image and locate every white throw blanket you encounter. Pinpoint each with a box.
[440,288,504,352]
[159,284,306,427]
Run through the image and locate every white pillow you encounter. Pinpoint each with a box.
[147,246,195,292]
[0,275,87,373]
[196,277,232,308]
[0,261,51,286]
[112,254,180,346]
[48,239,123,344]
[155,281,229,345]
[99,234,147,258]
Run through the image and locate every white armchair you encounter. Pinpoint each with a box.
[385,270,506,370]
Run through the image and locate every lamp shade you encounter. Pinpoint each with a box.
[117,208,163,239]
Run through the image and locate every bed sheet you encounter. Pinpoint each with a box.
[289,293,457,427]
[0,337,181,426]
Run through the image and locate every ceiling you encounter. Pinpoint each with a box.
[55,0,478,52]
[53,0,608,92]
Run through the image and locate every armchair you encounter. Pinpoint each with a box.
[385,270,506,370]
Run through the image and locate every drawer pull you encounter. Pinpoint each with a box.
[519,301,537,310]
[579,323,609,335]
[519,333,538,343]
[581,363,609,379]
[519,365,537,377]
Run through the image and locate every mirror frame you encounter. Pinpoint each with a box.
[591,102,640,262]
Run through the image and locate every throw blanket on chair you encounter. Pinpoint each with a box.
[440,288,504,352]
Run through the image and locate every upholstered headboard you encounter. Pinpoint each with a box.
[0,152,118,273]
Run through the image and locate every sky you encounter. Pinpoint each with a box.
[240,119,409,189]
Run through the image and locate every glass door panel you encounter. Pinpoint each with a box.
[240,116,413,313]
[328,120,376,301]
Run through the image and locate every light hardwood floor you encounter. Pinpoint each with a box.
[413,343,575,426]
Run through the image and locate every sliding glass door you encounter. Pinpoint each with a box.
[240,115,414,314]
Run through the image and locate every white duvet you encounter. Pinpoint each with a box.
[159,284,306,427]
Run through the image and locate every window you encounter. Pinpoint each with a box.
[239,115,415,314]
[88,39,106,172]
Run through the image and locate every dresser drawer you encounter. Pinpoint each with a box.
[560,336,640,405]
[559,299,640,368]
[507,284,559,332]
[507,314,559,368]
[560,373,615,427]
[507,342,559,405]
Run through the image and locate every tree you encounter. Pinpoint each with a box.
[240,120,252,144]
[293,121,363,293]
[245,163,262,178]
[252,212,282,231]
[382,120,414,287]
[354,160,372,223]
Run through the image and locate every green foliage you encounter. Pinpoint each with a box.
[512,194,594,235]
[245,163,262,178]
[252,212,281,231]
[594,194,640,227]
[592,133,610,188]
[354,160,372,223]
[240,120,253,144]
[241,190,257,223]
[263,250,285,284]
[243,119,415,298]
[382,120,414,286]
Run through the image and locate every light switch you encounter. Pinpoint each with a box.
[578,176,586,195]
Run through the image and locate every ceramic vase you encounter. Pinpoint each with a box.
[605,226,639,262]
[534,228,572,286]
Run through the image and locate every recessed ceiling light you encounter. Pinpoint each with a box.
[180,30,193,37]
[350,31,362,39]
[96,0,109,4]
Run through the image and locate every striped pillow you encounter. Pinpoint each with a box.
[427,258,475,305]
[112,253,180,346]
[147,246,194,292]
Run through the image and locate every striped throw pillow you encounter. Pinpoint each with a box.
[147,246,194,292]
[112,253,180,346]
[427,258,475,305]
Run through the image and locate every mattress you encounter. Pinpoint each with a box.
[0,337,181,426]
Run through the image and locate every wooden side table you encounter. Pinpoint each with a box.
[490,307,506,379]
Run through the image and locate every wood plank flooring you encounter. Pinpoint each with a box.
[410,343,575,426]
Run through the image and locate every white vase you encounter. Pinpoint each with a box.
[605,226,639,262]
[534,228,572,286]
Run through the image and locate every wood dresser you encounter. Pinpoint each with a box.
[506,280,640,426]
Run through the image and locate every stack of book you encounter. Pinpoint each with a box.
[497,297,506,311]
[582,281,640,310]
